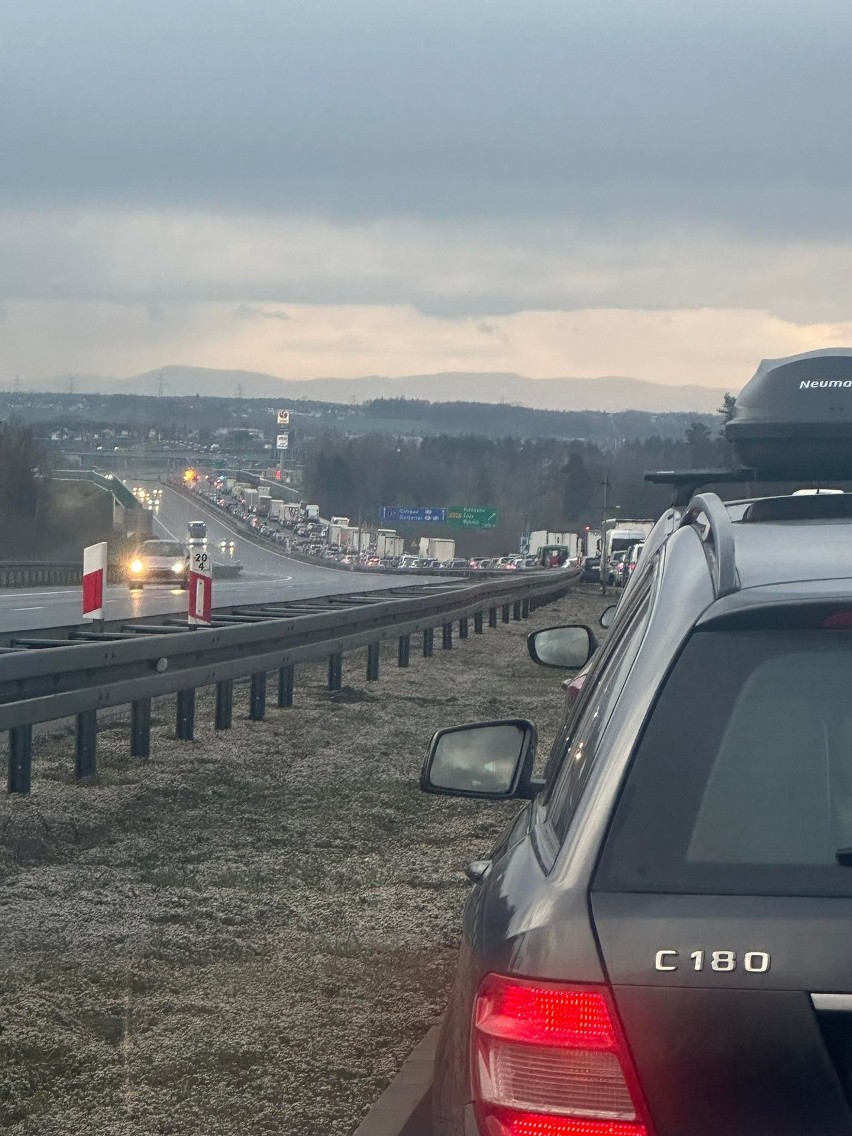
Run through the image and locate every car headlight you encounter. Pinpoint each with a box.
[172,560,185,574]
[130,559,144,573]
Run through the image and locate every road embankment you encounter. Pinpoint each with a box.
[0,585,611,1136]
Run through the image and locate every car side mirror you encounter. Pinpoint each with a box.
[527,625,595,669]
[421,719,538,800]
[600,605,617,629]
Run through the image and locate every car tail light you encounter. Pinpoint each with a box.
[472,974,652,1136]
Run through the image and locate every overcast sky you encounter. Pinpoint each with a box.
[3,0,852,389]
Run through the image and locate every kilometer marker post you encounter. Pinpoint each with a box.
[82,541,108,623]
[188,547,213,626]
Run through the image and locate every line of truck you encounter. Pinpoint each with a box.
[219,477,652,569]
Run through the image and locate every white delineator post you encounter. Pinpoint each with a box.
[188,547,212,626]
[82,541,108,621]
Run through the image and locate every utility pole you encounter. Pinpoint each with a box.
[600,475,611,596]
[156,371,166,398]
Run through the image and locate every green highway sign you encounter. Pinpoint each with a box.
[447,506,499,529]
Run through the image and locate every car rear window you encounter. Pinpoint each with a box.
[596,630,852,897]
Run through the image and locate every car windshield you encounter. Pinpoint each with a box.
[139,541,185,557]
[598,628,852,896]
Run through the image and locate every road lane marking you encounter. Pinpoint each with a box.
[0,589,79,600]
[12,605,44,611]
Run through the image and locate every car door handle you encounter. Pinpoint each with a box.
[464,860,491,883]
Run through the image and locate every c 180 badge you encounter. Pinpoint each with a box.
[654,949,771,973]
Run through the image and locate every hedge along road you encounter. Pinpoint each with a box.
[0,583,612,1136]
[0,481,435,635]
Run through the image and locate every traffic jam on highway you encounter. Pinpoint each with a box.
[181,473,589,573]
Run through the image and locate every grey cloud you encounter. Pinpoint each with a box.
[4,209,852,323]
[3,1,852,240]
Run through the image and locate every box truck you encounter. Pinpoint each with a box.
[604,520,654,560]
[528,530,579,559]
[376,529,404,558]
[584,529,602,557]
[419,537,456,561]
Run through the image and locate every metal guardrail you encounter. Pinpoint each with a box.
[2,571,576,793]
[52,468,140,510]
[0,562,83,587]
[0,560,242,589]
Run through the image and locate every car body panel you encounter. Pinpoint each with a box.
[612,983,850,1135]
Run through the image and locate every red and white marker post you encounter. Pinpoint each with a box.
[82,541,108,621]
[188,546,212,626]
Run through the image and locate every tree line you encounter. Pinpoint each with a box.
[361,397,717,442]
[302,419,734,553]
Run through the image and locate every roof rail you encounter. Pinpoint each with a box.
[679,492,738,598]
[645,469,756,506]
[645,467,852,507]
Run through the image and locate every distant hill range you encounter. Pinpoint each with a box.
[23,365,729,414]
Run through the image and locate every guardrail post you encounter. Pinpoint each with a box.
[367,642,380,682]
[442,622,453,650]
[216,680,234,728]
[8,726,32,794]
[502,603,511,624]
[278,665,294,708]
[459,617,469,639]
[423,628,434,657]
[474,611,484,634]
[73,708,96,781]
[75,711,97,778]
[522,598,530,618]
[250,672,267,720]
[176,689,195,740]
[328,652,343,691]
[489,607,498,629]
[131,698,151,757]
[513,600,522,621]
[398,634,411,668]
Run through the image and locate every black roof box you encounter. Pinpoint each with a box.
[726,348,852,478]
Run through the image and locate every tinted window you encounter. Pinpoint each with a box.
[597,630,852,897]
[546,592,651,844]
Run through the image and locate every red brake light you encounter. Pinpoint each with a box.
[478,1106,647,1136]
[475,978,616,1049]
[473,975,651,1136]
